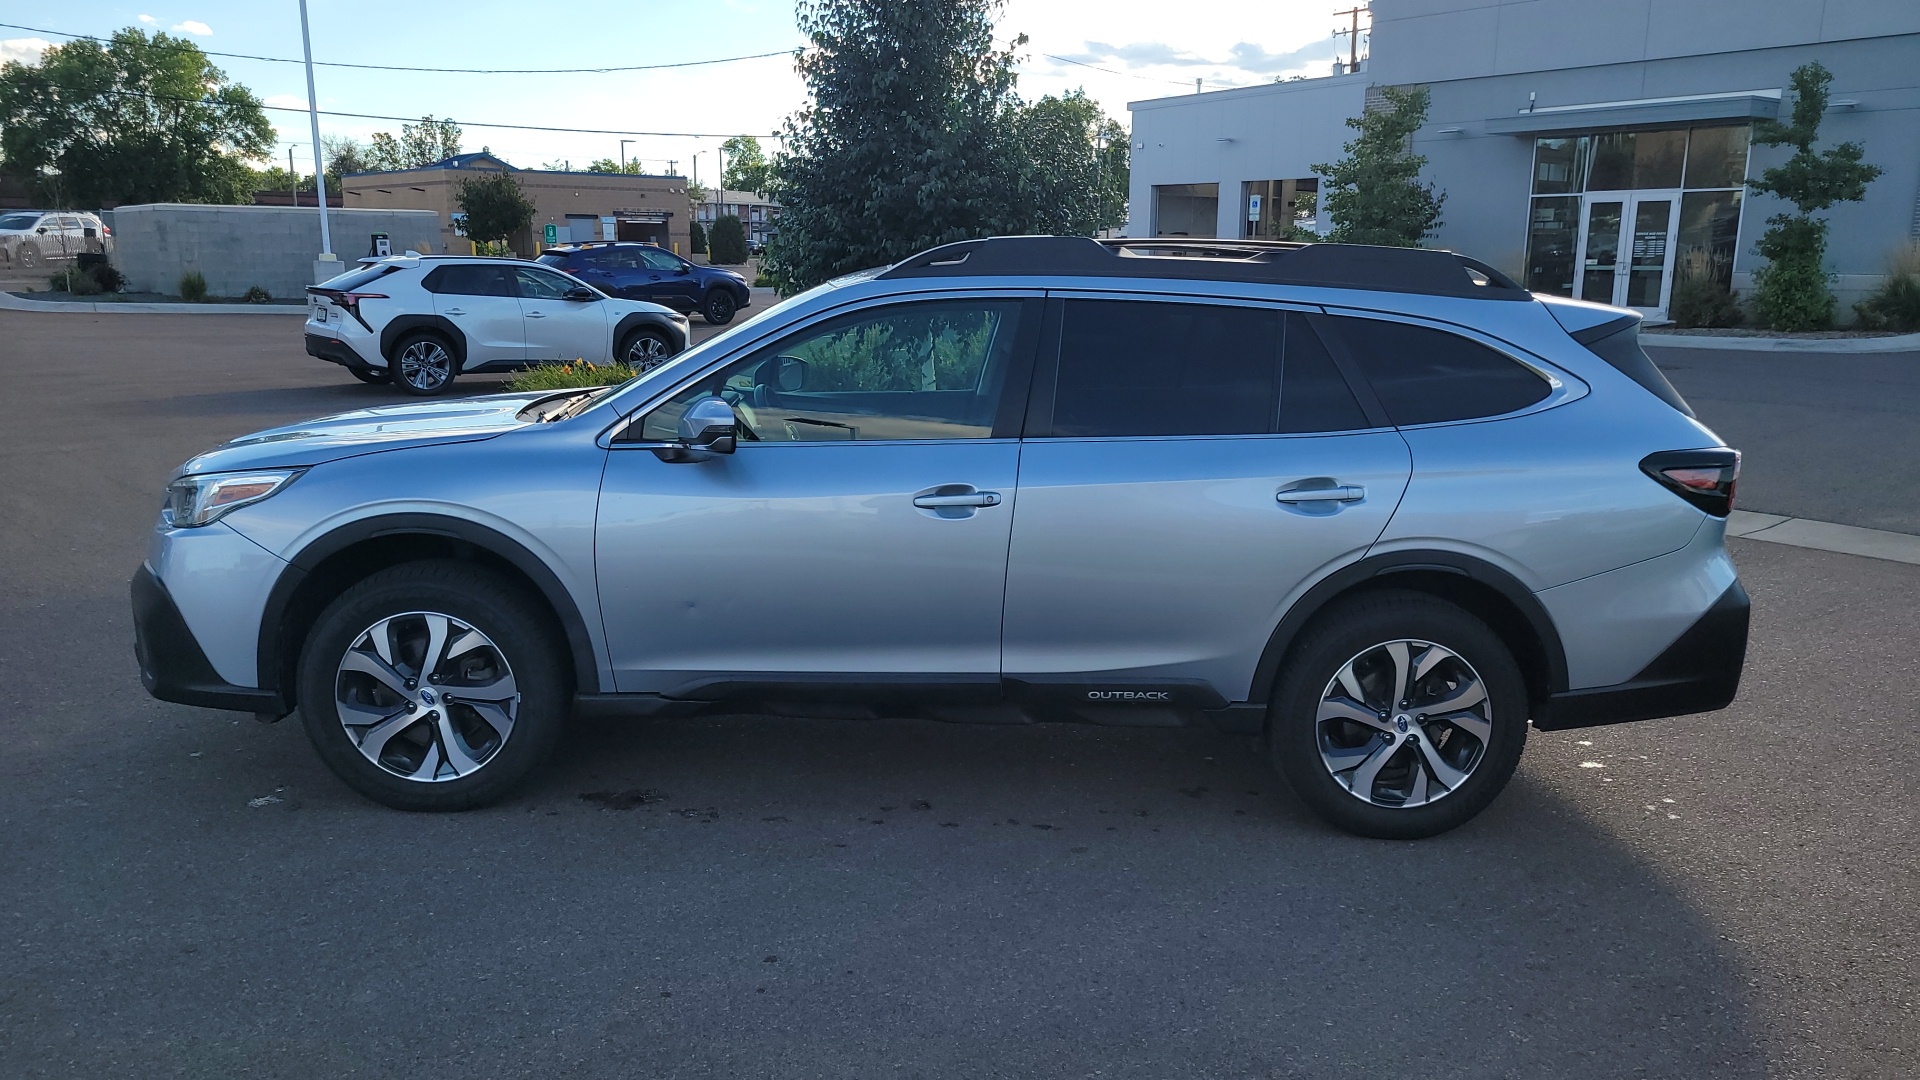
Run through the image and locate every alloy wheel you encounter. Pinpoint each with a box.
[397,339,452,392]
[1315,638,1493,808]
[624,333,672,372]
[333,611,520,782]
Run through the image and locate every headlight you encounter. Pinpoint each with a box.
[164,469,304,528]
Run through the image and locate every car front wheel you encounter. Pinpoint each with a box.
[701,288,738,325]
[390,332,457,396]
[1268,590,1528,839]
[18,244,38,269]
[619,327,676,373]
[296,561,568,811]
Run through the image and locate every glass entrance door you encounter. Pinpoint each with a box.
[1576,192,1680,315]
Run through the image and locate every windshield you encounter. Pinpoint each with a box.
[0,213,41,231]
[317,264,399,291]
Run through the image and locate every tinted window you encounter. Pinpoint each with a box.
[422,263,515,296]
[0,213,38,231]
[636,246,683,271]
[512,266,576,299]
[1332,317,1549,426]
[640,300,1026,443]
[535,253,571,268]
[1052,300,1280,437]
[1278,314,1370,433]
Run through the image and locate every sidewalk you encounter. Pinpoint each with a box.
[0,290,305,315]
[1643,329,1920,353]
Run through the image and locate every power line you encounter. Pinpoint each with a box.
[0,20,796,74]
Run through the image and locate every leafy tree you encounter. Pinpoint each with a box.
[322,135,367,186]
[0,28,273,206]
[687,180,710,204]
[456,170,535,246]
[708,214,749,264]
[767,0,1028,292]
[720,136,772,194]
[587,158,643,174]
[1009,90,1128,236]
[362,117,463,172]
[252,166,316,193]
[1312,85,1444,247]
[1747,62,1882,330]
[690,220,708,255]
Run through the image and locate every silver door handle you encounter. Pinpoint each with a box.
[1277,485,1365,504]
[913,492,1002,509]
[444,308,467,315]
[525,312,547,319]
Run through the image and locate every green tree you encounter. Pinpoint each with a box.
[0,28,273,206]
[767,0,1028,292]
[690,220,708,255]
[362,117,462,172]
[321,135,367,187]
[586,158,643,174]
[1312,85,1444,247]
[708,214,749,264]
[252,165,316,194]
[1009,90,1128,236]
[720,136,773,194]
[1747,62,1882,330]
[456,171,535,246]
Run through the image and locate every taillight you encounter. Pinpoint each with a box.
[1640,449,1740,517]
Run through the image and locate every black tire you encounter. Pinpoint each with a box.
[618,327,677,373]
[701,288,738,325]
[348,366,390,384]
[296,561,569,811]
[389,331,458,396]
[1268,589,1528,839]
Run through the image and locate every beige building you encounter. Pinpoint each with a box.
[341,153,693,258]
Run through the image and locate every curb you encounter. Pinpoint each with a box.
[1727,510,1920,566]
[0,291,306,315]
[1642,331,1920,354]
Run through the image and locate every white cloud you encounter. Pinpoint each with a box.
[171,20,213,36]
[0,37,50,64]
[138,14,157,25]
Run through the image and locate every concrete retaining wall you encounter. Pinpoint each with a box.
[110,204,441,299]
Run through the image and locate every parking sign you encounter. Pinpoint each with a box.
[543,224,558,245]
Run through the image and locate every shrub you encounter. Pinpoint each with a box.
[502,359,640,392]
[753,271,774,288]
[1668,275,1743,329]
[690,220,707,255]
[47,269,76,291]
[179,270,208,302]
[243,285,273,304]
[88,263,126,292]
[708,214,748,264]
[1854,241,1920,332]
[67,269,104,296]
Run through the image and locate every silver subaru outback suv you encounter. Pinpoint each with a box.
[133,237,1747,838]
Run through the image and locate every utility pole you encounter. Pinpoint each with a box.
[620,139,634,173]
[298,0,332,259]
[288,146,298,207]
[1332,4,1370,72]
[667,159,677,176]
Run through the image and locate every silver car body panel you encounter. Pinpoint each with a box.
[1536,516,1732,688]
[146,521,287,686]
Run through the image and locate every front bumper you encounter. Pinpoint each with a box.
[131,564,289,716]
[1532,580,1749,730]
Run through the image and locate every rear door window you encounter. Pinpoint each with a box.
[1328,316,1550,426]
[1050,300,1280,437]
[422,263,515,296]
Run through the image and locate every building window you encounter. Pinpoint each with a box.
[1152,183,1219,237]
[1523,196,1581,296]
[1241,179,1319,239]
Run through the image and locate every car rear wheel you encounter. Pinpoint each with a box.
[619,327,676,372]
[701,288,738,325]
[18,244,38,269]
[390,332,457,396]
[1268,590,1527,839]
[296,561,568,811]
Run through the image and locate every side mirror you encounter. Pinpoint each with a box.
[775,355,809,393]
[35,227,47,234]
[655,396,737,462]
[675,265,691,275]
[563,285,598,302]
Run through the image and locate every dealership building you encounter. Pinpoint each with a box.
[1126,0,1920,320]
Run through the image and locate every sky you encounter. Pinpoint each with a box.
[1,1,1361,182]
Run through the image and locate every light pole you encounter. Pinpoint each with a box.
[620,139,635,173]
[298,0,332,261]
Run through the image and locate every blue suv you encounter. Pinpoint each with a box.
[538,242,751,325]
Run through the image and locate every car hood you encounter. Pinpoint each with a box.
[177,392,556,476]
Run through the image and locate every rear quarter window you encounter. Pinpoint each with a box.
[1329,316,1550,426]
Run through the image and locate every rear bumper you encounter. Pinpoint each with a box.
[1533,580,1749,730]
[305,332,379,370]
[131,564,289,716]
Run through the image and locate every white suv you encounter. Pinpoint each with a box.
[304,254,691,395]
[0,210,112,267]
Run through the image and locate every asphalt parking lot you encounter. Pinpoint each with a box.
[1,309,1914,1079]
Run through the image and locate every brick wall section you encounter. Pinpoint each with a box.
[110,204,441,298]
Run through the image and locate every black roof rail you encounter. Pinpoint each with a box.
[875,235,1531,301]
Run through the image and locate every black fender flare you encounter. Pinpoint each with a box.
[612,312,683,354]
[379,315,468,372]
[1245,549,1569,705]
[256,513,603,698]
